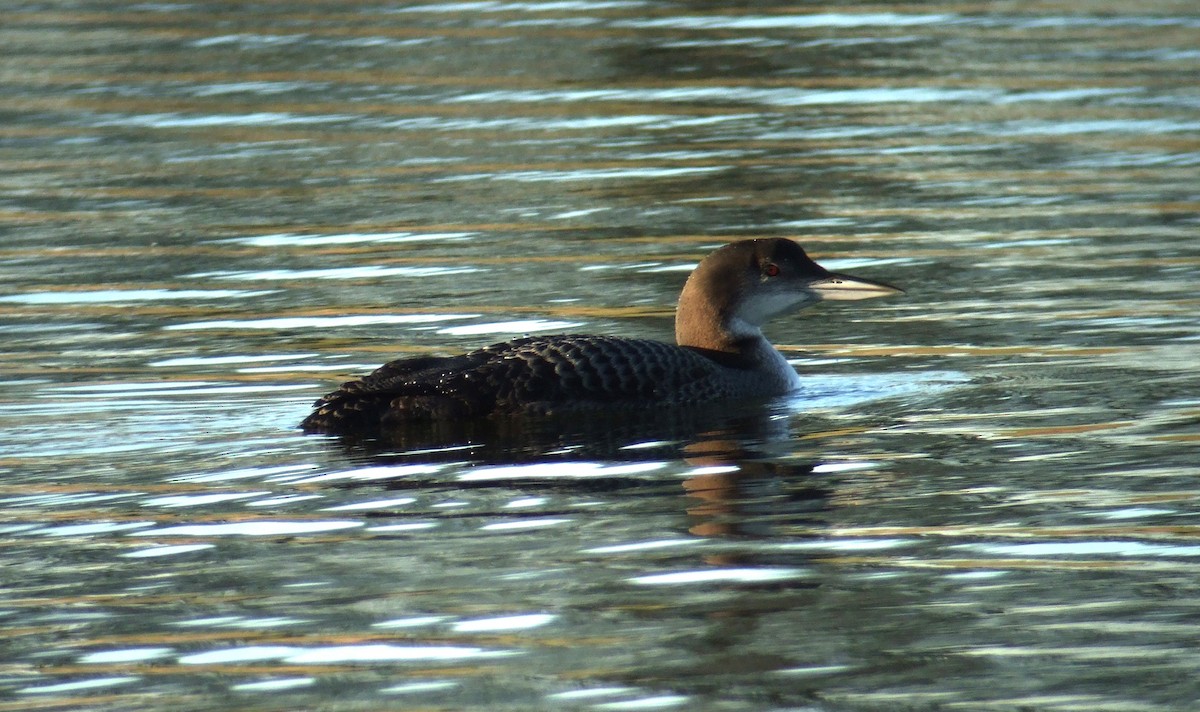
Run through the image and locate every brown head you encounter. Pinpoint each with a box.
[674,238,902,353]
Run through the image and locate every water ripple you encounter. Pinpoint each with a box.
[615,13,958,29]
[129,521,363,537]
[4,2,1199,710]
[164,314,480,330]
[0,289,274,304]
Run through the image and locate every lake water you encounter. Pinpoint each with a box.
[3,1,1199,710]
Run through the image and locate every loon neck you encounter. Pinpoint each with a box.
[674,283,740,355]
[678,314,802,390]
[673,245,772,359]
[675,281,783,370]
[677,310,767,359]
[678,315,792,371]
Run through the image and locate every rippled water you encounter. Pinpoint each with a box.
[3,1,1199,710]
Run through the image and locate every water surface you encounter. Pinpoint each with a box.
[2,1,1199,710]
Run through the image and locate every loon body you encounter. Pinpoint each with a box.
[301,239,900,432]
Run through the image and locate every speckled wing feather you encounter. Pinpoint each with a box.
[300,335,731,432]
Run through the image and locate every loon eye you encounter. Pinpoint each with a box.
[763,263,781,277]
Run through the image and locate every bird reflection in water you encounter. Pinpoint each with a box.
[313,399,836,545]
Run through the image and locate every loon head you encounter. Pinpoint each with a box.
[675,238,902,352]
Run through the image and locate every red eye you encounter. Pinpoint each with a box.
[763,263,780,277]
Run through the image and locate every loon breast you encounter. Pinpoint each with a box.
[300,239,901,433]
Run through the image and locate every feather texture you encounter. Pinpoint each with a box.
[300,334,771,430]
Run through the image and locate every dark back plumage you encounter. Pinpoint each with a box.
[301,334,743,431]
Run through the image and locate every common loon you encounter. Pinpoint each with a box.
[301,238,901,432]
